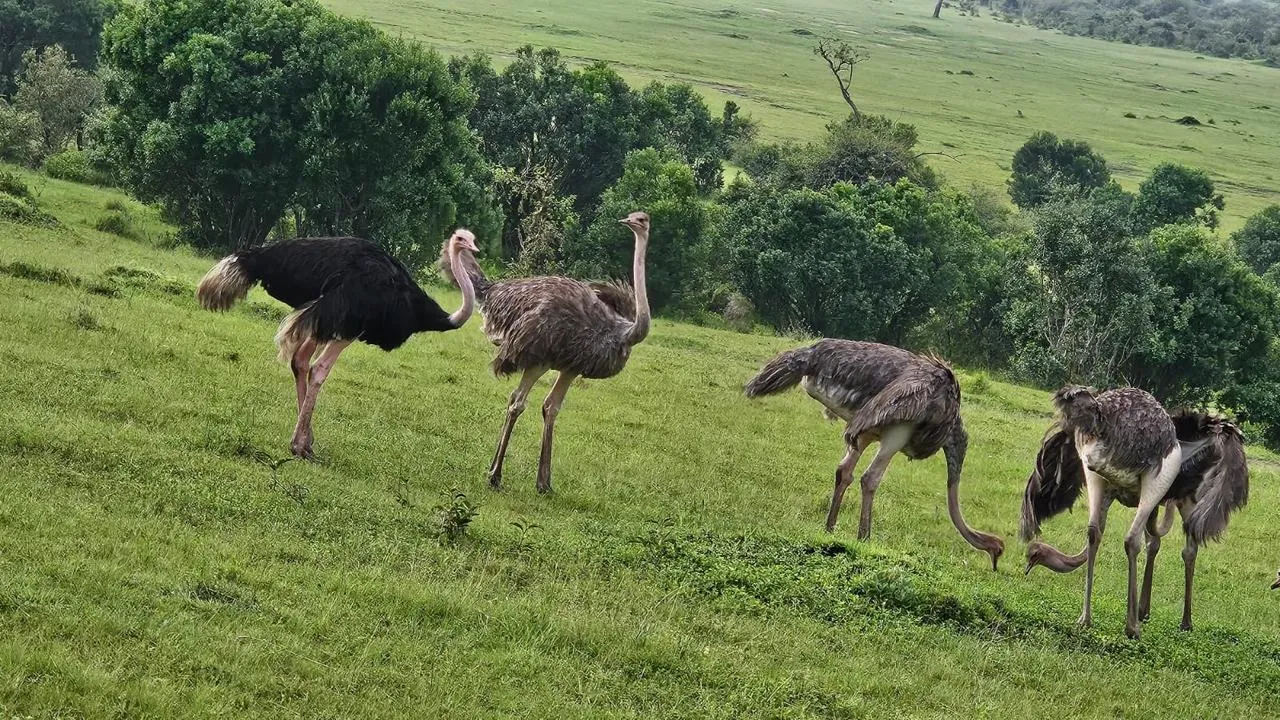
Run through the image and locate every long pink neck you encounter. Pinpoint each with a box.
[623,228,650,345]
[447,246,476,328]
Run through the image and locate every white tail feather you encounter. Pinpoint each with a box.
[196,256,253,311]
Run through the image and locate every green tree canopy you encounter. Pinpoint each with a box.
[0,0,110,95]
[1232,205,1280,276]
[97,0,495,262]
[13,44,100,159]
[1007,131,1111,209]
[1131,162,1224,233]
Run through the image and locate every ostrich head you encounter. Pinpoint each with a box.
[1052,384,1101,436]
[450,228,480,254]
[618,211,650,233]
[1272,570,1280,590]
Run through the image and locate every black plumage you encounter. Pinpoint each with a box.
[197,231,480,459]
[201,237,456,351]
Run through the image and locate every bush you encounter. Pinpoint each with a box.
[0,98,42,165]
[0,171,32,200]
[43,148,109,185]
[1233,205,1280,276]
[0,193,57,227]
[1008,131,1110,209]
[94,210,139,239]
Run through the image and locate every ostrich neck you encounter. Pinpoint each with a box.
[623,229,650,345]
[447,246,476,328]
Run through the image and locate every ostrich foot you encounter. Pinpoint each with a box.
[290,438,315,461]
[1126,623,1141,640]
[1180,620,1193,632]
[1076,613,1091,628]
[536,474,553,495]
[488,470,503,491]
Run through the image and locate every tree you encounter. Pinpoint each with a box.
[0,97,41,164]
[97,0,494,258]
[0,0,110,95]
[1004,188,1158,387]
[813,38,868,120]
[1232,204,1280,276]
[563,149,714,314]
[808,114,938,189]
[13,45,100,159]
[1007,131,1111,209]
[1128,224,1278,406]
[1130,162,1224,233]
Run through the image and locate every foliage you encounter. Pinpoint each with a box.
[13,44,101,159]
[565,149,716,314]
[738,113,936,191]
[42,147,108,185]
[97,0,495,261]
[0,97,42,165]
[1130,163,1224,233]
[1232,205,1280,276]
[1007,131,1110,209]
[94,209,139,239]
[0,0,110,95]
[0,169,32,199]
[449,46,736,260]
[1004,187,1157,387]
[1128,225,1279,406]
[1007,0,1280,63]
[431,488,479,545]
[720,178,990,342]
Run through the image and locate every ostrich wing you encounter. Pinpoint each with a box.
[587,280,636,320]
[1175,412,1249,544]
[1019,426,1084,541]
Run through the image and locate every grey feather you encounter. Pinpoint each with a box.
[1019,425,1085,542]
[1053,386,1177,475]
[1171,410,1249,545]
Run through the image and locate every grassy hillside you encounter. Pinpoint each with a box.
[323,0,1280,230]
[2,168,1280,717]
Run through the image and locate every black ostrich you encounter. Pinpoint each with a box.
[196,230,480,459]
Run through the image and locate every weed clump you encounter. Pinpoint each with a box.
[94,210,141,239]
[432,488,479,545]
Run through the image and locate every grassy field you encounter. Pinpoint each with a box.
[3,168,1280,717]
[323,0,1280,230]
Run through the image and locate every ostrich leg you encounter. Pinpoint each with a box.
[1176,499,1198,631]
[856,424,912,541]
[1079,469,1111,628]
[290,340,351,459]
[536,371,578,494]
[825,435,870,532]
[488,367,547,490]
[1139,500,1177,621]
[1123,451,1181,640]
[290,337,318,413]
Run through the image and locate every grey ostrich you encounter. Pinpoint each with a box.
[1020,386,1188,639]
[744,339,1005,569]
[1022,404,1248,635]
[442,211,651,493]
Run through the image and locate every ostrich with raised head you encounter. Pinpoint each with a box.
[196,230,480,459]
[441,212,651,493]
[1023,402,1249,634]
[743,339,1005,570]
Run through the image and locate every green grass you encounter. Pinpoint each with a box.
[2,166,1280,717]
[323,0,1280,230]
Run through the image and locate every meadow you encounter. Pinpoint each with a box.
[2,163,1280,717]
[324,0,1280,230]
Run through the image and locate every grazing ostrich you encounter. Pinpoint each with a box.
[744,339,1005,569]
[1023,405,1248,633]
[1019,386,1212,639]
[196,230,480,459]
[441,212,650,493]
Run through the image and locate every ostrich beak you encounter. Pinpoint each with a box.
[462,237,479,253]
[1023,559,1036,576]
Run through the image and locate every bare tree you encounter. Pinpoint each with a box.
[813,38,868,120]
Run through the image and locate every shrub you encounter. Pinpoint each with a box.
[0,193,57,227]
[43,148,109,185]
[0,170,32,199]
[0,98,42,165]
[93,210,139,239]
[432,488,479,545]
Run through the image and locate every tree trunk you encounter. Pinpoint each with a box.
[933,0,944,17]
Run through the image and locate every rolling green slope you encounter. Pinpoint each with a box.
[324,0,1280,230]
[1,169,1279,717]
